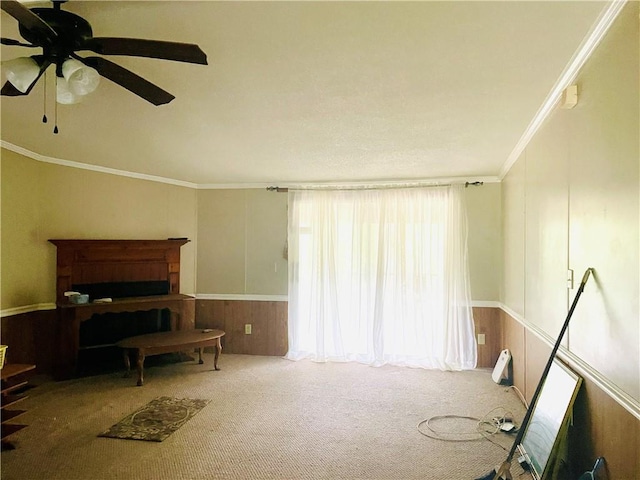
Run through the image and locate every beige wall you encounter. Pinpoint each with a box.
[501,156,526,317]
[197,189,288,295]
[1,149,198,309]
[2,155,500,306]
[466,182,501,302]
[524,113,570,340]
[197,185,501,301]
[501,2,639,402]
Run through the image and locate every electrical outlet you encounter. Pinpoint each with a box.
[245,324,252,335]
[478,333,486,345]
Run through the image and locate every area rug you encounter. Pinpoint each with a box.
[98,396,210,442]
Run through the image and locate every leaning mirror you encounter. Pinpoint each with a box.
[518,359,582,479]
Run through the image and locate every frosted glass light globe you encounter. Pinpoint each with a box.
[62,58,100,96]
[56,77,83,104]
[3,57,39,93]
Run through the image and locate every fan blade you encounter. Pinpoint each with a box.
[0,0,57,45]
[1,55,50,96]
[81,37,207,65]
[1,37,37,47]
[78,56,175,106]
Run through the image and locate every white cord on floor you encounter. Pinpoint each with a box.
[505,385,528,408]
[417,405,518,452]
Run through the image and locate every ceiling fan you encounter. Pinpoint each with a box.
[0,0,208,106]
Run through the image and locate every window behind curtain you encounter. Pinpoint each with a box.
[287,185,477,370]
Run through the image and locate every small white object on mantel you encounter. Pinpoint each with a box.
[93,298,113,303]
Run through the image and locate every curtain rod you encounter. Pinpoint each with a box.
[266,181,484,193]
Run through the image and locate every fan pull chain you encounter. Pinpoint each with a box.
[54,103,59,134]
[53,76,59,134]
[42,71,48,124]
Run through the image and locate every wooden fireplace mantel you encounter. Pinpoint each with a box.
[48,239,194,380]
[48,239,190,304]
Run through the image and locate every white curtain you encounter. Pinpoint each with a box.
[286,185,477,370]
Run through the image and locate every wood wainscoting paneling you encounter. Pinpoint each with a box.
[472,307,502,369]
[1,309,57,375]
[195,302,503,365]
[500,309,640,478]
[523,329,551,405]
[195,299,288,356]
[196,302,502,364]
[571,375,640,479]
[500,309,526,394]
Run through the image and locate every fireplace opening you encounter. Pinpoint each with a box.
[72,280,171,301]
[77,308,180,376]
[79,309,171,348]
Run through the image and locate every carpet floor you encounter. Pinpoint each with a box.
[1,353,529,480]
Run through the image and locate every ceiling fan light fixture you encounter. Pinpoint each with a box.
[2,0,207,111]
[61,58,100,96]
[56,77,83,105]
[3,56,40,93]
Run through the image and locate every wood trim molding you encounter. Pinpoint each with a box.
[196,294,288,302]
[471,301,501,308]
[1,142,500,191]
[1,141,198,189]
[2,297,500,313]
[196,294,498,305]
[1,303,57,318]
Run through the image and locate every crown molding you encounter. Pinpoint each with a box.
[1,141,198,189]
[498,0,628,180]
[1,141,501,189]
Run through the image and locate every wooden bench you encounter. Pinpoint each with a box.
[116,329,225,386]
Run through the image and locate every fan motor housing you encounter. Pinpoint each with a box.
[19,8,92,58]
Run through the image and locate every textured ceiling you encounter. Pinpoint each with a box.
[1,1,608,187]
